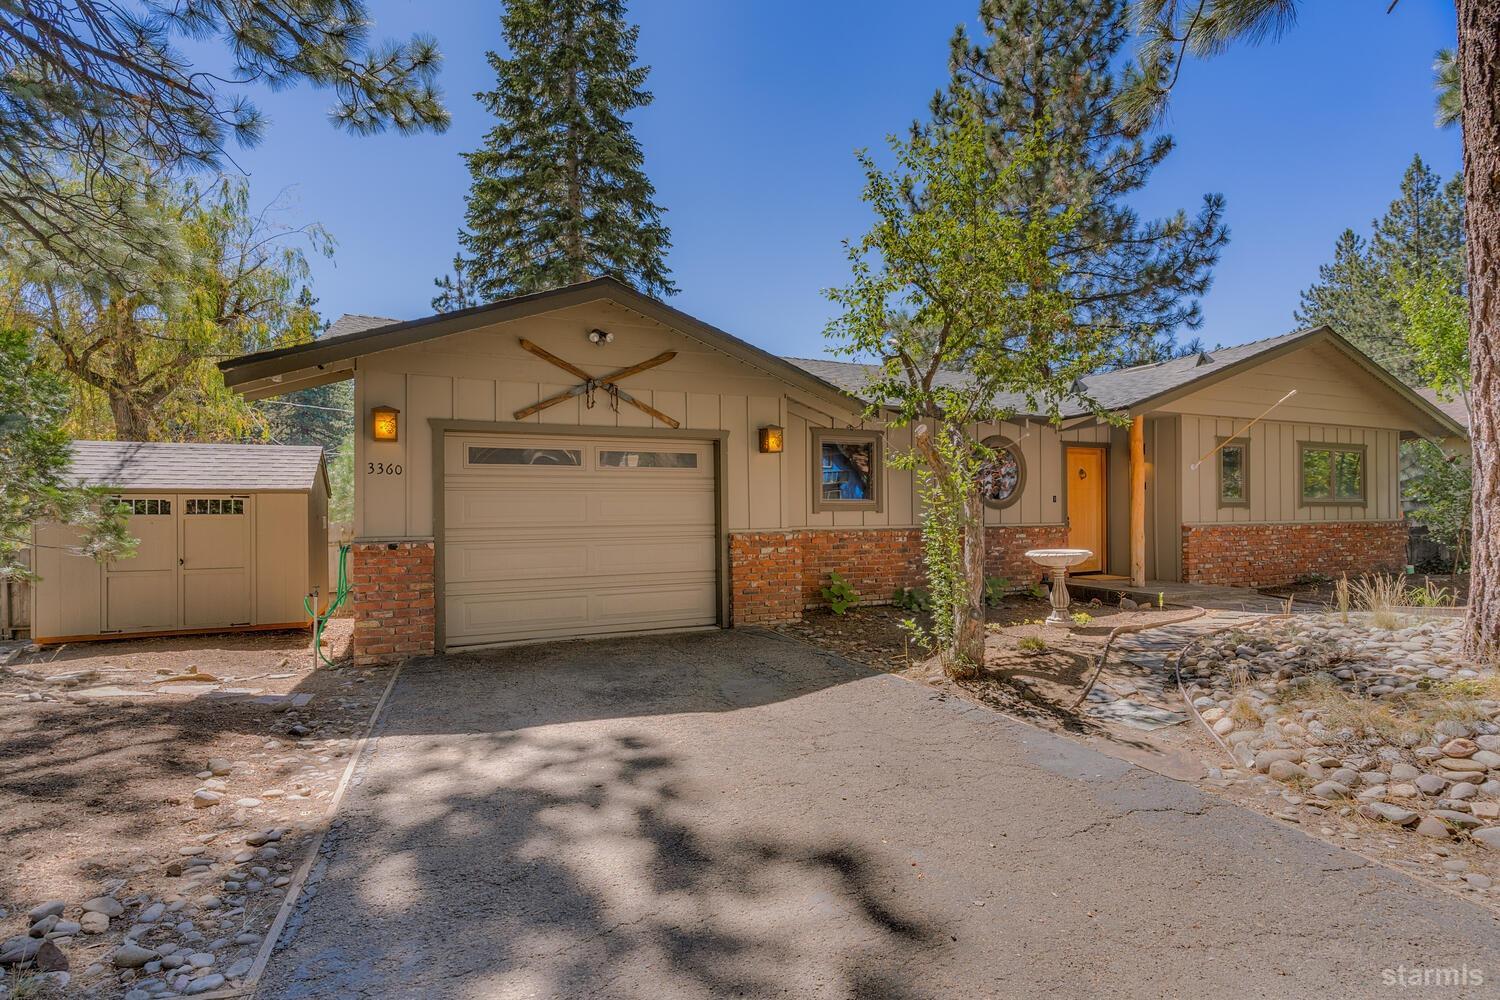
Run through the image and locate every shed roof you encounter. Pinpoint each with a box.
[68,441,328,493]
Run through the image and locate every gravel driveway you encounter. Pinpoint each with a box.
[258,630,1500,999]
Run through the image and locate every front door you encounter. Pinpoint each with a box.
[1066,447,1107,573]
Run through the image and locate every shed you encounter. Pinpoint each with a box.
[31,441,331,643]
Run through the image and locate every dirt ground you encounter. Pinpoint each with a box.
[774,597,1198,731]
[1260,572,1471,608]
[0,620,394,995]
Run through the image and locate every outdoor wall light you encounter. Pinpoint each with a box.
[758,424,784,454]
[371,405,400,442]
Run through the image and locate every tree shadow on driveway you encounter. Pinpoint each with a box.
[258,630,948,998]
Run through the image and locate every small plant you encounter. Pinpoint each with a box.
[983,576,1010,606]
[1018,635,1048,654]
[822,571,861,615]
[1334,574,1351,622]
[1349,574,1411,629]
[1069,611,1093,626]
[1406,578,1454,608]
[1025,581,1048,600]
[892,586,933,612]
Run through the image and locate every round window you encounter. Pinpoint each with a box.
[978,436,1025,509]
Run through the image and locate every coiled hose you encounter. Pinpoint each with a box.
[305,542,352,667]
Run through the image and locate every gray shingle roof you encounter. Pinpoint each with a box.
[783,327,1322,419]
[68,441,326,492]
[1415,387,1469,430]
[327,313,400,339]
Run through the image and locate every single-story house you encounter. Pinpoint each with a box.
[217,278,1466,665]
[32,441,330,643]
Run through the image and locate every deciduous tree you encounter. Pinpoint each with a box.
[825,107,1112,672]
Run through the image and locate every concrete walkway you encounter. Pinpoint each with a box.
[258,630,1500,1000]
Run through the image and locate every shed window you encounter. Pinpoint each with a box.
[599,450,698,469]
[811,428,882,513]
[186,498,244,515]
[468,446,581,467]
[1218,440,1248,506]
[122,498,171,516]
[1299,443,1366,503]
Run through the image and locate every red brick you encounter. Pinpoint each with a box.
[1181,521,1406,587]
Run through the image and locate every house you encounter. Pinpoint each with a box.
[31,441,330,643]
[217,278,1466,665]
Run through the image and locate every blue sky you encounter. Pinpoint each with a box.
[214,1,1461,357]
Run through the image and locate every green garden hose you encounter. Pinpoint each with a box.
[305,542,352,667]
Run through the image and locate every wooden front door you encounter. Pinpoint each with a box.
[1066,447,1107,573]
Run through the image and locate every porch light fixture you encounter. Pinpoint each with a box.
[371,405,400,442]
[758,424,784,454]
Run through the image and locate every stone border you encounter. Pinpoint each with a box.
[192,659,406,999]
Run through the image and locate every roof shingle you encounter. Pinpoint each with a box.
[67,441,326,493]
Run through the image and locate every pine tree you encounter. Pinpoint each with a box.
[933,0,1227,353]
[439,0,674,308]
[1295,155,1464,383]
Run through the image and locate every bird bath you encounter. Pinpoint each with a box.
[1024,548,1094,626]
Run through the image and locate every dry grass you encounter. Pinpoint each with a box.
[1284,672,1499,744]
[1226,664,1264,725]
[1349,574,1412,630]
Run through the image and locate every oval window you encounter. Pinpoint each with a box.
[978,435,1025,509]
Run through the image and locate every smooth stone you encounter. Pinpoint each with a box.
[1416,774,1448,795]
[187,951,214,968]
[1416,816,1452,838]
[192,790,222,808]
[80,911,109,934]
[226,957,254,978]
[138,902,165,923]
[1433,809,1484,830]
[1450,782,1479,800]
[1359,802,1417,825]
[1435,757,1486,773]
[207,758,232,776]
[112,944,158,969]
[1441,738,1479,758]
[27,901,66,923]
[186,974,227,994]
[0,938,43,965]
[34,940,68,973]
[1472,827,1500,851]
[1268,760,1306,782]
[1390,763,1421,781]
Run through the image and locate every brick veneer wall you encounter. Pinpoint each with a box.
[350,540,435,666]
[1181,521,1407,587]
[730,524,1069,626]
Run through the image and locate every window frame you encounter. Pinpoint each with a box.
[978,434,1026,510]
[810,426,883,514]
[1297,441,1368,506]
[1216,436,1250,509]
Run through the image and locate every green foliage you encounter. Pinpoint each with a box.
[1026,581,1048,600]
[0,1,446,283]
[260,381,354,455]
[983,576,1010,607]
[1018,636,1048,654]
[328,436,355,526]
[1070,611,1094,626]
[1397,268,1470,407]
[1406,441,1472,566]
[1434,48,1462,129]
[937,0,1226,362]
[1295,156,1465,384]
[7,173,330,442]
[439,0,673,307]
[821,571,860,616]
[0,329,133,579]
[892,586,933,613]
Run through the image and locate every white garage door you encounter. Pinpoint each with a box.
[442,433,719,647]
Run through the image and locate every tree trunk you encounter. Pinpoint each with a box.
[957,489,987,668]
[1460,0,1500,662]
[108,391,155,441]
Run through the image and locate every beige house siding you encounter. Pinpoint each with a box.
[256,492,312,623]
[32,522,104,639]
[355,301,808,540]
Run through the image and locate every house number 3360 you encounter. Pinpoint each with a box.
[368,462,403,476]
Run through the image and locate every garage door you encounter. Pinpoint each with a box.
[442,434,719,647]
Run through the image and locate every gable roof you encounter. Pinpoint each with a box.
[68,441,328,494]
[784,326,1467,439]
[1415,387,1470,430]
[327,313,399,339]
[219,278,856,411]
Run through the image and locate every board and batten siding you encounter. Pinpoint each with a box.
[1156,341,1415,526]
[355,301,801,540]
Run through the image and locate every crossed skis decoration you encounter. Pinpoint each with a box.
[513,338,681,429]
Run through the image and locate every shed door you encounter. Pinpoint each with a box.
[443,434,718,647]
[105,496,180,631]
[180,495,253,628]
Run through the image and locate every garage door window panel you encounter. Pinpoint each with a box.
[467,446,582,468]
[598,449,699,469]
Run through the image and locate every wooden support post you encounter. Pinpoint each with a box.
[1130,415,1146,588]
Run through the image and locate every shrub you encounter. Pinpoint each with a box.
[1018,635,1048,654]
[822,571,861,615]
[893,586,933,612]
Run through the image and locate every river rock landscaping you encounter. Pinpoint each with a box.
[1180,612,1500,902]
[0,621,393,997]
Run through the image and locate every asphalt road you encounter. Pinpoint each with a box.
[258,629,1500,999]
